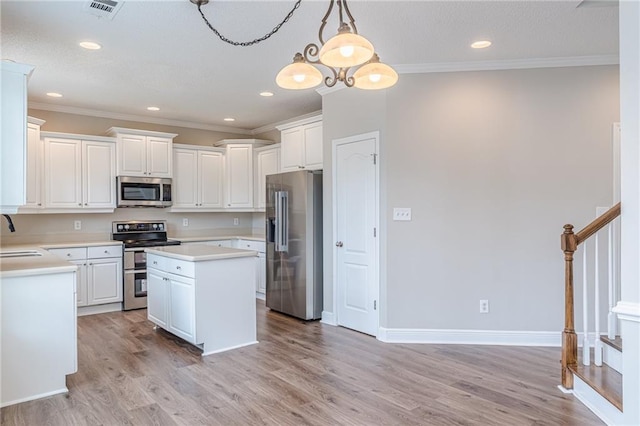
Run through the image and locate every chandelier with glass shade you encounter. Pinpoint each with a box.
[190,0,398,91]
[276,0,398,90]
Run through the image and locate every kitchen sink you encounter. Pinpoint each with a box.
[0,250,43,259]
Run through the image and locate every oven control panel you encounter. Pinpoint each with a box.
[112,221,166,233]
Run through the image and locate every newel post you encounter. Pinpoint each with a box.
[561,224,578,389]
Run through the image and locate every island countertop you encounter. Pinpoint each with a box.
[145,244,257,262]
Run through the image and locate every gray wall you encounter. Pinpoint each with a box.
[322,65,619,332]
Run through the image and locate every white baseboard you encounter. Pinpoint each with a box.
[77,302,123,316]
[1,387,68,408]
[573,374,624,426]
[202,340,258,356]
[255,292,265,301]
[377,328,561,346]
[321,310,337,326]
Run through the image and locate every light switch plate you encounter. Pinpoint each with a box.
[393,208,412,221]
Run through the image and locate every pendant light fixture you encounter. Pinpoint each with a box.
[276,0,397,90]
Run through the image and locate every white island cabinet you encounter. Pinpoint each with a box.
[145,244,258,355]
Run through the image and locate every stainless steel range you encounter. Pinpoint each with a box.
[112,220,181,310]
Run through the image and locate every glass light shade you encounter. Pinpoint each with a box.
[319,29,374,68]
[353,56,398,90]
[276,57,323,90]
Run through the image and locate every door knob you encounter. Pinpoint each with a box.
[335,241,343,247]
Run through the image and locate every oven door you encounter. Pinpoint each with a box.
[124,270,148,310]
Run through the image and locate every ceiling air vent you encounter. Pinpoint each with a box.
[83,0,124,20]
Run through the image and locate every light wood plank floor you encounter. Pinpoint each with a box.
[1,301,603,425]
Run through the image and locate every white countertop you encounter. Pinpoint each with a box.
[0,248,78,278]
[145,244,258,262]
[171,234,265,243]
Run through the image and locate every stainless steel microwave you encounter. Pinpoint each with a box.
[117,176,172,207]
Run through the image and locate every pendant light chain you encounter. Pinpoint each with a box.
[195,0,302,47]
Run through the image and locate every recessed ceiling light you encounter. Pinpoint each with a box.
[223,117,235,122]
[471,40,492,49]
[46,92,63,98]
[79,41,102,50]
[147,106,160,111]
[260,91,274,97]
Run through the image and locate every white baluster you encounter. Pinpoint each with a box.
[582,244,590,366]
[608,223,616,339]
[594,233,602,366]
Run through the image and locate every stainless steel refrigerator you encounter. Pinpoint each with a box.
[266,170,323,320]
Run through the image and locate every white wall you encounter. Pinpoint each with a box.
[322,65,619,334]
[617,1,640,423]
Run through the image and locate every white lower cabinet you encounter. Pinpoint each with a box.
[167,276,196,342]
[257,252,266,294]
[48,244,123,309]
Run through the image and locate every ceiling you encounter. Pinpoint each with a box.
[1,0,619,134]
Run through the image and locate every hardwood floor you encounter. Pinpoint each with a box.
[1,301,603,425]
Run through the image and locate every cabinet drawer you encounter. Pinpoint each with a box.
[238,240,265,253]
[88,245,122,259]
[205,239,234,248]
[48,247,87,260]
[165,257,195,278]
[147,254,167,271]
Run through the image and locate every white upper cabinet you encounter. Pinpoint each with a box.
[107,127,176,178]
[1,62,35,214]
[172,145,224,211]
[254,145,281,210]
[277,116,323,172]
[214,139,273,209]
[23,117,46,209]
[42,133,116,210]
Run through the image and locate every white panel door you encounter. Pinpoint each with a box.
[173,148,198,207]
[280,128,303,171]
[147,137,172,177]
[117,134,146,176]
[303,121,323,170]
[226,144,253,208]
[335,134,378,336]
[147,269,168,328]
[25,122,42,208]
[83,140,115,208]
[256,147,280,209]
[199,150,224,208]
[44,138,82,208]
[72,260,88,307]
[87,258,122,305]
[168,277,196,343]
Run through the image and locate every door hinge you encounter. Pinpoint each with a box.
[373,227,376,237]
[374,300,377,310]
[372,153,377,165]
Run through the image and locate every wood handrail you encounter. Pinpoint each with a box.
[576,202,621,245]
[560,202,621,390]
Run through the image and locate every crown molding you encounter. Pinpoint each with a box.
[394,55,619,75]
[28,102,253,135]
[315,55,619,96]
[252,110,323,134]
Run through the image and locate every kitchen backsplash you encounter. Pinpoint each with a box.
[0,211,266,246]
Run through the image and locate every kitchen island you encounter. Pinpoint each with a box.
[145,244,258,355]
[0,248,77,407]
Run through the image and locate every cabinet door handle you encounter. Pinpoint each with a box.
[176,266,181,270]
[78,203,82,206]
[84,203,88,206]
[336,241,344,247]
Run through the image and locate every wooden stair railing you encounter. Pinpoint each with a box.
[560,202,621,390]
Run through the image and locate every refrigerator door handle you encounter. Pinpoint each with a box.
[281,191,289,252]
[275,191,281,251]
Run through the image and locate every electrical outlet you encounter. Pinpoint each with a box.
[233,218,239,226]
[479,299,489,314]
[182,218,189,227]
[393,207,412,221]
[74,220,81,231]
